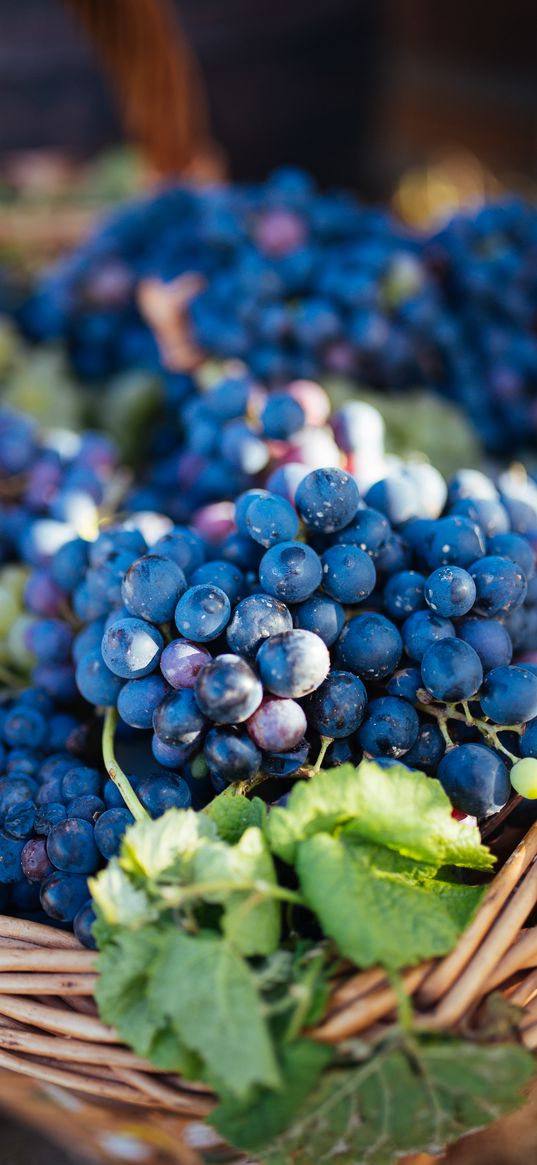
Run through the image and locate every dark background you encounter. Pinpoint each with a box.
[0,0,535,197]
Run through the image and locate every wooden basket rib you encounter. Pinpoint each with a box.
[0,823,535,1118]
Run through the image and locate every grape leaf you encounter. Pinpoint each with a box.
[95,928,163,1060]
[120,808,217,881]
[262,1039,535,1165]
[210,1040,333,1149]
[205,789,267,843]
[89,860,157,936]
[191,826,280,956]
[268,761,493,871]
[147,928,281,1098]
[297,835,483,969]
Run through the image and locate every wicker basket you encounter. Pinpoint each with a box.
[0,819,536,1163]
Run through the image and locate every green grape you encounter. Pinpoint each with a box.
[510,757,537,800]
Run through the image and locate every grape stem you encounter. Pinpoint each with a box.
[417,698,523,762]
[102,707,149,822]
[312,736,334,774]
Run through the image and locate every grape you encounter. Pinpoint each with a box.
[153,527,206,575]
[260,392,305,439]
[227,594,293,660]
[510,757,537,799]
[425,517,486,570]
[261,738,309,777]
[189,560,245,604]
[73,900,97,949]
[295,467,360,533]
[386,667,422,703]
[383,570,426,620]
[0,778,39,822]
[424,566,476,618]
[320,545,376,604]
[235,489,271,536]
[458,618,513,672]
[46,819,100,874]
[160,639,212,688]
[479,665,537,724]
[67,795,105,822]
[247,696,307,752]
[61,767,101,801]
[136,775,192,817]
[256,629,330,697]
[121,554,187,623]
[0,833,25,883]
[94,808,134,859]
[402,610,456,663]
[4,801,37,840]
[21,837,53,882]
[487,533,535,580]
[469,556,527,616]
[175,584,231,641]
[520,720,537,759]
[40,872,90,922]
[101,618,163,679]
[304,671,367,737]
[259,541,322,603]
[333,507,391,558]
[153,689,206,745]
[358,697,420,759]
[403,721,445,774]
[204,727,261,782]
[3,705,47,749]
[244,494,299,549]
[117,673,170,729]
[293,594,344,647]
[437,744,510,817]
[195,654,263,722]
[335,612,402,680]
[75,649,123,706]
[421,639,483,702]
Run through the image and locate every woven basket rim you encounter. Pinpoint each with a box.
[0,819,535,1112]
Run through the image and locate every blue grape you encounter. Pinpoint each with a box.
[437,744,510,817]
[261,738,310,777]
[247,696,307,752]
[333,506,391,557]
[480,665,537,724]
[136,775,192,817]
[521,719,537,759]
[46,819,100,874]
[245,493,299,548]
[40,872,90,921]
[383,570,426,620]
[117,673,170,729]
[402,610,456,662]
[469,555,527,616]
[4,801,36,840]
[0,833,26,882]
[3,705,47,750]
[195,654,262,722]
[227,594,293,660]
[175,584,231,641]
[60,767,101,801]
[121,554,187,623]
[358,697,419,759]
[424,566,476,617]
[67,795,104,822]
[425,517,486,570]
[295,467,360,532]
[450,497,509,539]
[73,900,97,949]
[487,533,535,580]
[22,837,54,882]
[101,618,164,679]
[204,727,261,782]
[34,804,67,834]
[293,593,344,646]
[458,618,513,672]
[190,560,245,605]
[421,639,483,702]
[260,392,305,439]
[335,612,402,680]
[304,671,367,737]
[320,544,376,603]
[153,689,206,744]
[94,808,134,859]
[386,667,422,703]
[153,527,206,575]
[0,777,38,822]
[75,649,124,706]
[259,541,322,603]
[404,721,445,774]
[256,629,329,697]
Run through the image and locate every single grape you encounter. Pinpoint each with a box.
[421,639,483,702]
[487,533,535,581]
[259,541,322,603]
[73,900,97,949]
[386,667,422,703]
[480,665,537,724]
[403,720,445,774]
[247,696,307,752]
[136,775,192,817]
[121,554,187,623]
[402,610,456,663]
[256,629,330,697]
[469,555,527,616]
[117,673,170,729]
[424,565,476,618]
[153,689,207,745]
[261,738,309,777]
[245,494,299,548]
[94,808,134,859]
[320,544,376,604]
[76,649,125,706]
[175,584,231,641]
[160,639,212,688]
[510,757,537,799]
[204,727,261,782]
[40,871,90,921]
[335,612,402,680]
[260,392,305,439]
[190,560,245,604]
[61,767,101,801]
[46,819,100,875]
[304,671,367,737]
[333,506,391,557]
[358,696,419,758]
[67,795,105,822]
[101,618,164,680]
[227,594,293,660]
[520,719,537,759]
[295,467,360,532]
[21,837,53,882]
[437,744,510,817]
[424,516,486,570]
[293,593,345,647]
[458,618,513,673]
[195,654,263,722]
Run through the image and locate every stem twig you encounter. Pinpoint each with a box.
[102,707,149,822]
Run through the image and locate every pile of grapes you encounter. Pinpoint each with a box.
[1,361,537,948]
[19,169,537,454]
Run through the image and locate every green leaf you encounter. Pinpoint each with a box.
[147,929,281,1099]
[205,789,267,843]
[268,761,493,872]
[262,1039,535,1165]
[147,1028,203,1079]
[89,860,157,937]
[95,929,163,1060]
[297,835,482,969]
[211,1040,332,1150]
[120,808,217,881]
[191,826,280,956]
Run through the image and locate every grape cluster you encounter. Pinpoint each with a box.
[20,169,537,453]
[66,451,537,829]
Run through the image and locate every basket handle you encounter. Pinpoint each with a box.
[62,0,224,179]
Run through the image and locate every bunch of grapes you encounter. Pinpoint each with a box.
[19,169,537,454]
